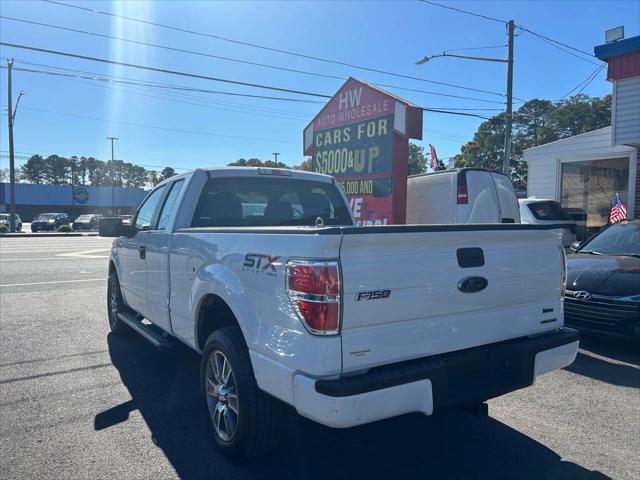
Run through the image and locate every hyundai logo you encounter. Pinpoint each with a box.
[573,291,592,301]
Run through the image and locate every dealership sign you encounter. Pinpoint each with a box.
[304,78,422,225]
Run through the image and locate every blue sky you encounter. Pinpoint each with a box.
[1,0,638,174]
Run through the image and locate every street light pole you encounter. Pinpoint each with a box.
[6,59,15,232]
[106,137,118,216]
[6,59,26,232]
[415,19,515,176]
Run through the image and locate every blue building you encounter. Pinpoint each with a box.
[0,183,148,220]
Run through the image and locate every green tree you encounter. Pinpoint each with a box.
[19,155,48,183]
[453,94,611,191]
[46,155,70,185]
[293,158,312,171]
[147,170,160,187]
[85,157,106,186]
[160,167,176,181]
[228,158,288,169]
[123,164,147,188]
[408,143,426,175]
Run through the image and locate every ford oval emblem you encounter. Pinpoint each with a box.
[457,276,488,293]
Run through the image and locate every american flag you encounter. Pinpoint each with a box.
[609,193,627,224]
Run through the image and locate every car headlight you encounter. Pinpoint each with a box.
[48,219,55,223]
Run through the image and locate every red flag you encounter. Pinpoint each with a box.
[429,144,439,170]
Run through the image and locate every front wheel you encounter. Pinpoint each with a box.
[201,327,282,461]
[107,272,131,335]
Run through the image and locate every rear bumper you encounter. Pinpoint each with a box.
[292,328,579,428]
[31,223,55,231]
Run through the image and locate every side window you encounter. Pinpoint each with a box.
[156,180,184,230]
[134,185,166,231]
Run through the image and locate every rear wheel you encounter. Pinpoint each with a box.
[107,272,131,335]
[201,327,282,461]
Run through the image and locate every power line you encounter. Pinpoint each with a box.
[417,0,597,64]
[445,44,508,53]
[376,83,508,104]
[0,15,345,82]
[557,64,606,100]
[0,42,332,99]
[41,0,509,98]
[3,62,505,119]
[417,0,507,24]
[0,66,314,122]
[12,105,300,144]
[2,58,503,120]
[518,26,597,60]
[2,15,516,102]
[422,108,491,120]
[518,28,600,66]
[4,56,506,107]
[1,57,325,105]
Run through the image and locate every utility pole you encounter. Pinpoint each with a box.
[503,20,515,176]
[272,152,280,164]
[415,19,515,177]
[6,59,16,232]
[106,137,118,216]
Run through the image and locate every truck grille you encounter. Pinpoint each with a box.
[564,290,640,329]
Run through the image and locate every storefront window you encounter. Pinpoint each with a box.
[560,157,629,241]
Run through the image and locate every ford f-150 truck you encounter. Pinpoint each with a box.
[100,167,579,461]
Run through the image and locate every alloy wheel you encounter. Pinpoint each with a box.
[205,350,239,442]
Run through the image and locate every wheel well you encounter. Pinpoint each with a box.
[196,294,240,350]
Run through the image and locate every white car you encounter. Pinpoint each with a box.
[519,198,578,248]
[407,168,521,224]
[101,167,579,461]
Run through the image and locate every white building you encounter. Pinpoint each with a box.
[525,34,639,240]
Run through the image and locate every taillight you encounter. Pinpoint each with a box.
[286,260,340,335]
[457,184,468,204]
[560,246,567,300]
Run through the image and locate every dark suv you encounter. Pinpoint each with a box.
[72,214,103,231]
[31,213,72,232]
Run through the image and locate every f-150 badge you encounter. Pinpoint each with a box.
[356,289,391,301]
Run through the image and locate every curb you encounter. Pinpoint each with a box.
[0,232,100,238]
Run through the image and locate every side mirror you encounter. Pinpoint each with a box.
[569,241,581,252]
[99,217,137,237]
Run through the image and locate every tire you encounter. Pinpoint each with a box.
[200,327,282,461]
[107,272,132,335]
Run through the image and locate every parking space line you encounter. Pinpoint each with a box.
[0,257,98,262]
[1,278,106,287]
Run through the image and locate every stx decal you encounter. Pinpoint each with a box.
[243,253,280,276]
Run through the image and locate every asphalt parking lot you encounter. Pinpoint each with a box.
[0,236,638,480]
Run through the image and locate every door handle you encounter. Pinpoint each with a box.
[138,246,146,259]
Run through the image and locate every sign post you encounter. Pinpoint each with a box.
[304,78,422,225]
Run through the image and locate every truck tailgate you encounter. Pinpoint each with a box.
[339,227,564,373]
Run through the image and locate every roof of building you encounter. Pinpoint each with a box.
[523,126,637,160]
[594,35,640,60]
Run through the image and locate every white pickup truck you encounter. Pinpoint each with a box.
[100,167,579,461]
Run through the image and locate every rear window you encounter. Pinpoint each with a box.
[192,176,351,227]
[527,201,572,221]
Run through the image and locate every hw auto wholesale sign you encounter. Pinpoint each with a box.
[304,78,422,225]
